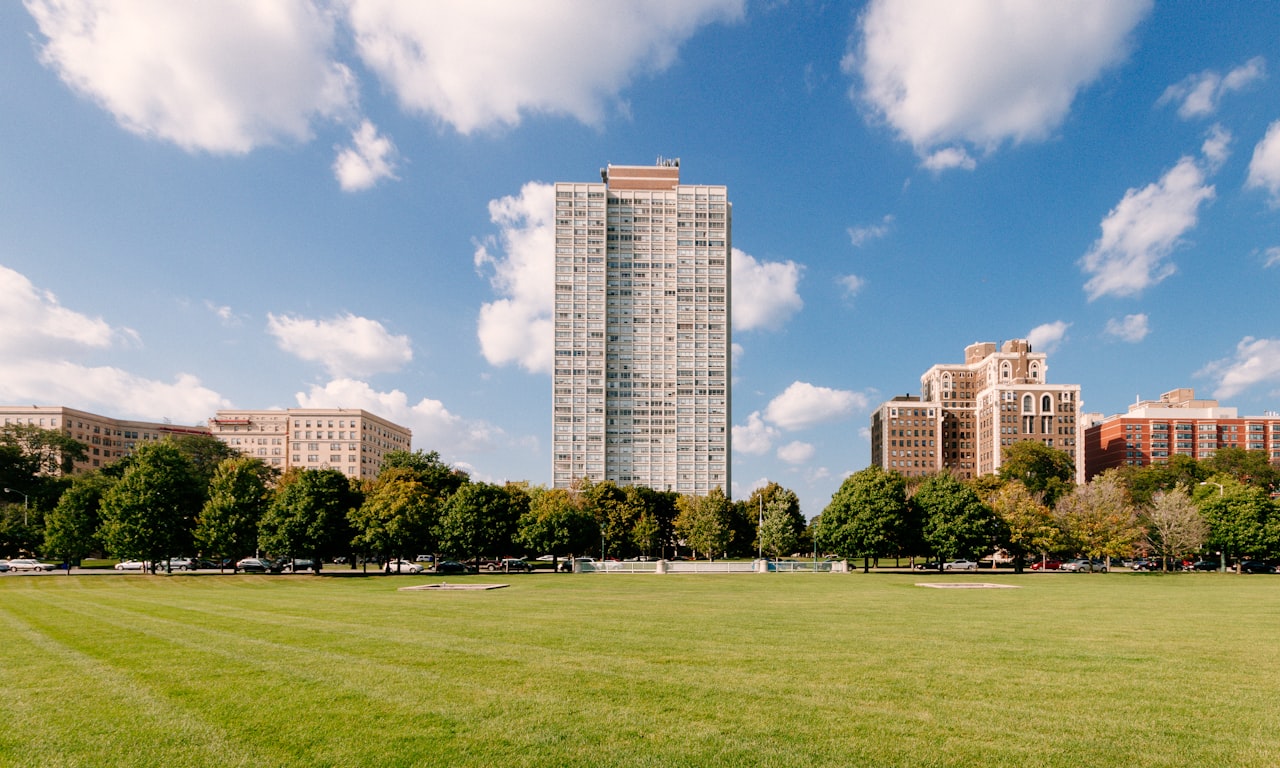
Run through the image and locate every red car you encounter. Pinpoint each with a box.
[1029,558,1062,571]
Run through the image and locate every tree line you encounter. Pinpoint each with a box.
[815,441,1280,572]
[2,427,810,570]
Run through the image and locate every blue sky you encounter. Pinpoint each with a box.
[3,1,1280,517]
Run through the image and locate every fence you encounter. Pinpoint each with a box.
[576,559,846,574]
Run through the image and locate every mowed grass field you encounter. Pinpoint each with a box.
[2,571,1279,768]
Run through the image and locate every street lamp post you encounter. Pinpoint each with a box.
[1200,481,1226,573]
[3,487,28,526]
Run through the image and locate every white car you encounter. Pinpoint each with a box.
[114,560,147,570]
[8,558,56,571]
[385,559,424,573]
[942,559,978,571]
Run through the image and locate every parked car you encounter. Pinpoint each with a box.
[414,554,434,562]
[1239,560,1275,574]
[1130,559,1159,572]
[236,557,282,573]
[942,559,977,571]
[7,558,56,571]
[1191,560,1220,572]
[913,561,941,571]
[385,559,424,573]
[0,561,8,572]
[496,558,533,573]
[1061,558,1106,573]
[1029,559,1062,571]
[280,559,316,573]
[432,560,475,575]
[159,558,194,571]
[113,560,147,571]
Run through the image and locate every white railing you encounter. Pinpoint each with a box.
[576,559,847,574]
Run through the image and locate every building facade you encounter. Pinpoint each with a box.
[1083,388,1280,478]
[0,405,210,473]
[873,340,1083,481]
[208,408,412,480]
[552,160,731,495]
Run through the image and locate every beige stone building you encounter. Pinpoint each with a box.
[873,340,1083,481]
[208,409,411,480]
[0,405,209,472]
[552,159,731,495]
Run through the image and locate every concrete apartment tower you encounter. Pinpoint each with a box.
[552,159,731,495]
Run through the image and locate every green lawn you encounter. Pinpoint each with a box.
[2,571,1278,767]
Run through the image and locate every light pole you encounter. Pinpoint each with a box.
[757,494,763,561]
[1200,481,1225,572]
[3,487,27,526]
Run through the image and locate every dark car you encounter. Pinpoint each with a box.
[236,557,283,573]
[280,558,316,573]
[1239,560,1275,574]
[433,560,475,575]
[1191,560,1220,571]
[1130,559,1160,571]
[496,558,533,573]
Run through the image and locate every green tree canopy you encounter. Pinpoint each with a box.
[674,487,733,560]
[99,442,203,571]
[258,468,359,570]
[741,482,805,559]
[0,422,88,475]
[44,471,113,565]
[195,456,273,569]
[817,466,912,567]
[1052,471,1144,562]
[436,481,525,560]
[379,450,469,497]
[914,472,1005,563]
[517,486,599,562]
[998,441,1075,506]
[349,466,440,568]
[1205,447,1279,492]
[986,480,1059,571]
[1196,476,1277,567]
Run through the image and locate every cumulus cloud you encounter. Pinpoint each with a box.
[1027,321,1071,353]
[1199,337,1280,400]
[732,248,804,332]
[474,182,556,374]
[848,215,893,247]
[333,120,399,191]
[296,378,503,455]
[1247,120,1280,206]
[0,266,227,422]
[1104,314,1150,343]
[838,274,866,301]
[343,0,743,134]
[1080,156,1215,300]
[764,381,867,431]
[777,440,815,465]
[25,0,356,154]
[921,147,976,172]
[1265,247,1280,268]
[733,412,779,456]
[267,312,412,378]
[848,0,1150,164]
[1158,56,1266,119]
[1201,124,1233,173]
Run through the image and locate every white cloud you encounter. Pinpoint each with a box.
[732,248,804,332]
[474,182,556,374]
[1080,156,1215,300]
[267,312,412,378]
[838,274,866,301]
[764,381,867,431]
[847,215,893,246]
[1265,247,1280,268]
[1201,124,1233,173]
[333,120,399,191]
[849,0,1150,164]
[296,378,503,455]
[921,147,976,172]
[25,0,356,154]
[0,266,227,422]
[343,0,743,134]
[1027,321,1070,353]
[777,440,815,465]
[1158,56,1266,119]
[1199,337,1280,400]
[1247,120,1280,206]
[732,412,778,455]
[1104,314,1150,343]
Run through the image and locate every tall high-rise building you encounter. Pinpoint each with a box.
[552,160,731,495]
[870,340,1083,482]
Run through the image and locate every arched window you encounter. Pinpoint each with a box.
[1029,362,1040,380]
[1022,394,1034,413]
[1001,362,1012,381]
[1042,395,1053,412]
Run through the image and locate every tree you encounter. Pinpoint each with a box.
[380,450,469,497]
[195,456,272,570]
[1196,478,1276,570]
[1205,447,1279,492]
[998,441,1075,506]
[99,442,203,571]
[517,487,598,567]
[817,466,911,570]
[1053,471,1144,564]
[258,468,359,571]
[986,480,1059,572]
[914,472,1005,565]
[0,422,88,475]
[741,482,805,559]
[349,467,439,571]
[674,487,733,560]
[1144,485,1207,571]
[167,433,242,491]
[436,481,524,561]
[1115,454,1207,506]
[44,471,113,567]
